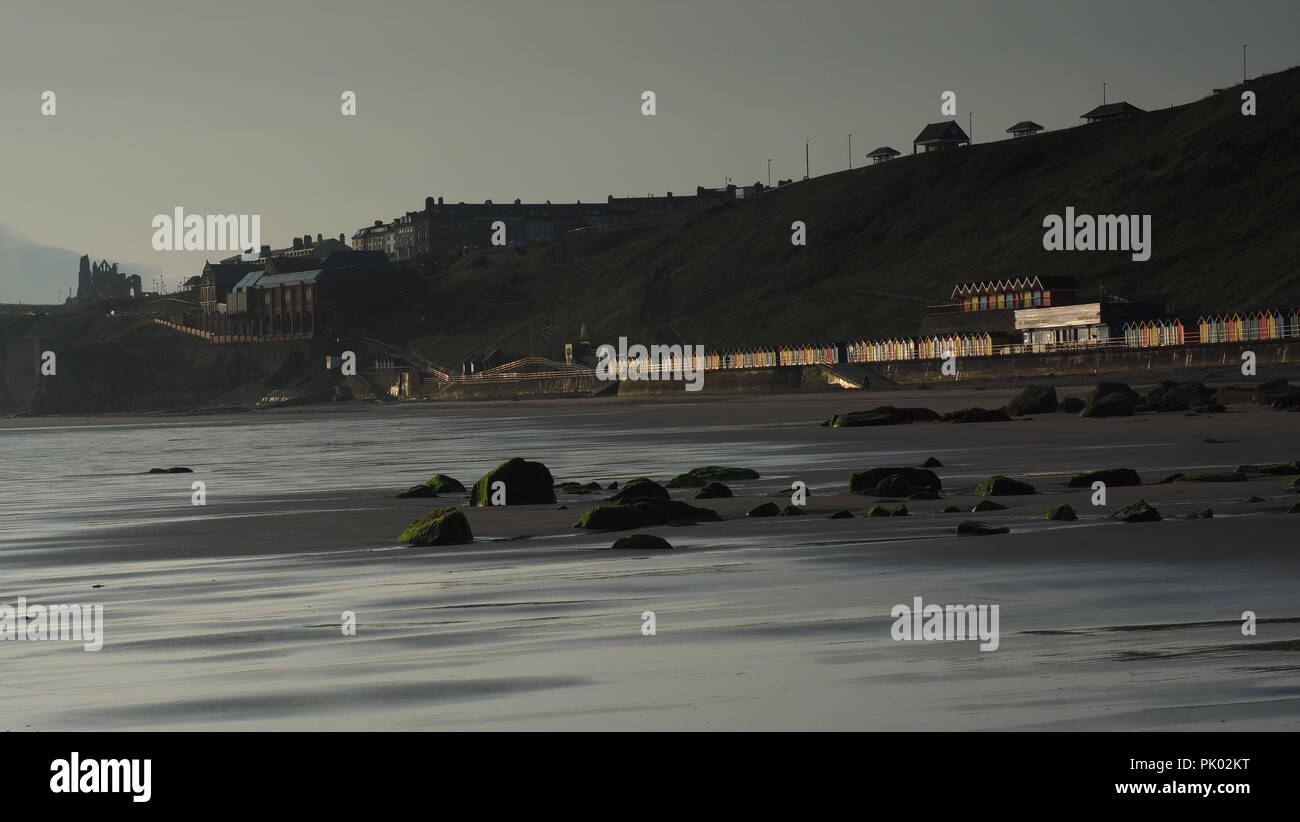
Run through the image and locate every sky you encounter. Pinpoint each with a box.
[1,0,1296,302]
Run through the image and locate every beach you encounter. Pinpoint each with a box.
[2,385,1298,731]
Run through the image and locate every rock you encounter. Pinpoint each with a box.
[1068,468,1141,488]
[1148,381,1216,411]
[397,506,473,546]
[1179,471,1246,482]
[666,473,707,488]
[873,473,915,497]
[1214,387,1261,405]
[692,482,733,499]
[826,406,941,427]
[918,457,943,467]
[747,502,781,517]
[1058,397,1085,413]
[850,467,942,494]
[956,520,1009,536]
[828,509,855,519]
[1287,477,1300,491]
[1184,508,1214,519]
[908,489,940,500]
[974,475,1036,496]
[1089,382,1140,403]
[1006,385,1058,415]
[779,505,806,516]
[556,505,567,510]
[865,505,892,517]
[611,533,674,550]
[943,407,1013,423]
[1244,496,1264,503]
[552,481,594,495]
[888,504,908,516]
[607,481,619,490]
[1236,462,1300,475]
[676,466,760,483]
[1044,503,1077,521]
[397,473,466,498]
[147,466,193,473]
[1110,499,1161,523]
[941,506,962,513]
[611,478,671,502]
[1080,391,1135,418]
[1156,473,1184,484]
[971,500,1007,512]
[619,498,720,525]
[574,505,644,531]
[470,458,556,506]
[1289,500,1300,513]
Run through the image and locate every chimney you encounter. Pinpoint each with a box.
[437,196,443,205]
[338,232,345,243]
[303,234,312,246]
[260,244,271,257]
[374,220,383,227]
[316,234,323,244]
[425,196,435,210]
[293,237,304,250]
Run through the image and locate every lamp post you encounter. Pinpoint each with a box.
[1103,81,1107,105]
[767,158,772,187]
[848,134,852,169]
[805,138,810,180]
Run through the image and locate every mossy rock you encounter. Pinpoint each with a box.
[747,502,781,517]
[943,407,1013,423]
[397,506,473,546]
[573,505,644,531]
[779,505,805,516]
[1236,462,1300,475]
[1110,499,1161,522]
[888,504,908,516]
[918,457,943,468]
[397,473,466,498]
[611,479,670,502]
[1044,503,1077,521]
[677,466,761,483]
[1157,472,1185,484]
[1059,397,1085,413]
[974,475,1036,496]
[850,467,941,494]
[956,520,1008,536]
[873,473,914,497]
[1068,468,1141,488]
[828,509,854,519]
[607,481,619,490]
[1289,476,1300,491]
[148,466,193,473]
[611,533,674,550]
[553,481,594,494]
[1179,472,1246,483]
[865,505,892,517]
[972,499,1007,512]
[692,482,733,499]
[1006,385,1058,415]
[470,457,556,506]
[908,489,940,500]
[1184,508,1214,519]
[621,498,720,525]
[826,406,940,427]
[666,473,707,488]
[1288,500,1300,513]
[941,506,962,513]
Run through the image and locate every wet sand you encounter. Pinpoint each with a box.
[3,387,1298,730]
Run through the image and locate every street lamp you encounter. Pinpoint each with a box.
[767,158,772,187]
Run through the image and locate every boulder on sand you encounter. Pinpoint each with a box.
[747,502,781,517]
[617,498,720,525]
[943,407,1013,423]
[971,500,1007,512]
[397,506,473,546]
[1006,385,1058,415]
[1080,389,1136,417]
[824,406,941,427]
[1044,503,1077,521]
[1068,468,1141,488]
[850,467,941,494]
[611,478,671,502]
[956,520,1009,536]
[1236,462,1300,476]
[398,473,466,498]
[779,505,805,516]
[974,475,1036,496]
[611,533,674,550]
[1148,381,1216,412]
[673,466,760,483]
[574,505,645,531]
[829,509,855,519]
[692,482,733,499]
[873,473,914,497]
[148,466,193,473]
[470,458,556,506]
[1179,471,1246,483]
[1110,499,1161,522]
[918,457,944,467]
[1059,397,1085,413]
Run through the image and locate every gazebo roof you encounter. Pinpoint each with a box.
[913,120,969,144]
[866,146,900,157]
[1006,120,1044,134]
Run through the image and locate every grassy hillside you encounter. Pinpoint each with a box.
[394,67,1300,368]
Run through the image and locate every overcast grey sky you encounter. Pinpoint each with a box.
[1,0,1296,302]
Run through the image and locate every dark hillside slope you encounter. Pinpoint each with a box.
[385,68,1298,365]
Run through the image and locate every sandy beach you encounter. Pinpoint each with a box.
[2,385,1298,730]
